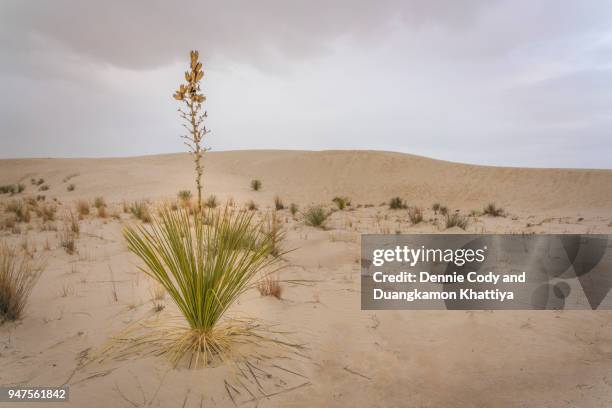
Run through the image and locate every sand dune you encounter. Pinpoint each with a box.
[1,150,610,213]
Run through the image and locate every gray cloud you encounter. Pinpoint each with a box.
[1,0,611,168]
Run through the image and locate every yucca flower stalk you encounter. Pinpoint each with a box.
[173,50,210,212]
[123,206,279,365]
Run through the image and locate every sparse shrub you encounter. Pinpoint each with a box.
[251,179,262,191]
[274,196,285,210]
[408,207,423,224]
[289,203,298,217]
[263,210,285,257]
[76,200,90,216]
[246,200,258,211]
[67,184,75,192]
[178,190,192,202]
[0,184,24,195]
[303,206,328,228]
[36,178,44,186]
[439,206,449,216]
[122,201,129,213]
[205,195,218,209]
[16,184,25,193]
[38,203,57,222]
[257,274,282,299]
[60,230,77,254]
[332,196,351,210]
[130,201,152,223]
[65,211,79,235]
[97,205,107,218]
[123,206,279,365]
[432,203,440,214]
[36,195,45,202]
[38,184,49,191]
[483,202,504,217]
[445,213,469,230]
[94,196,106,209]
[6,200,30,223]
[0,243,43,322]
[389,197,407,210]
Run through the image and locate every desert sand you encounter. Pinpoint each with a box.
[1,150,612,407]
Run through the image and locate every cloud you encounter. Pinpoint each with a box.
[0,0,611,168]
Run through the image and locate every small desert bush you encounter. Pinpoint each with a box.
[94,196,106,209]
[303,206,328,228]
[408,207,423,224]
[332,196,350,210]
[0,243,43,322]
[38,184,49,191]
[445,213,469,230]
[6,200,30,223]
[439,206,449,216]
[205,195,218,209]
[289,203,298,217]
[38,203,57,222]
[65,211,79,235]
[0,184,25,195]
[251,179,262,191]
[76,200,90,216]
[60,230,77,254]
[35,178,44,186]
[177,190,192,202]
[274,196,284,210]
[67,184,75,192]
[483,202,504,217]
[262,210,285,257]
[123,206,278,365]
[432,203,440,214]
[257,274,282,299]
[246,200,258,211]
[389,197,407,210]
[97,205,107,218]
[130,201,152,223]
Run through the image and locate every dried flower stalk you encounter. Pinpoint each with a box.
[173,50,210,211]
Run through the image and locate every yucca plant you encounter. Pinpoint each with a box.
[123,206,279,366]
[173,50,210,212]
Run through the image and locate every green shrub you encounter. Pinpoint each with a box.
[332,196,350,210]
[445,213,469,230]
[250,179,262,191]
[303,206,328,228]
[389,197,407,210]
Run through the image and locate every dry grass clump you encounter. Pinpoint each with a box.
[60,230,77,254]
[332,196,350,210]
[65,211,80,236]
[37,203,57,222]
[389,197,407,210]
[289,203,298,217]
[177,190,192,203]
[483,202,504,217]
[130,201,152,223]
[274,196,285,210]
[303,206,328,228]
[445,213,469,230]
[257,274,282,299]
[38,184,49,191]
[432,203,441,214]
[263,210,285,257]
[94,196,106,209]
[0,184,25,195]
[6,200,31,223]
[205,194,218,209]
[0,242,43,322]
[76,200,90,217]
[67,184,75,192]
[439,205,449,216]
[122,206,279,366]
[408,207,423,224]
[97,205,107,218]
[251,179,262,191]
[246,200,258,211]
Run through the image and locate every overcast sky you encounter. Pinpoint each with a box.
[1,1,611,168]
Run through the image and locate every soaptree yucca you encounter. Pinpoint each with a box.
[173,50,210,211]
[123,206,279,366]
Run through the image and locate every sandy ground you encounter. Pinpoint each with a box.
[1,150,611,407]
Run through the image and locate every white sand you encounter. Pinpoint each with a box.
[1,150,611,407]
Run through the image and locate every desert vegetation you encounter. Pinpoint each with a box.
[274,195,285,210]
[389,197,407,210]
[130,201,152,223]
[483,202,505,217]
[408,207,423,224]
[0,242,43,322]
[445,212,469,230]
[303,206,328,228]
[251,179,262,191]
[332,196,350,210]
